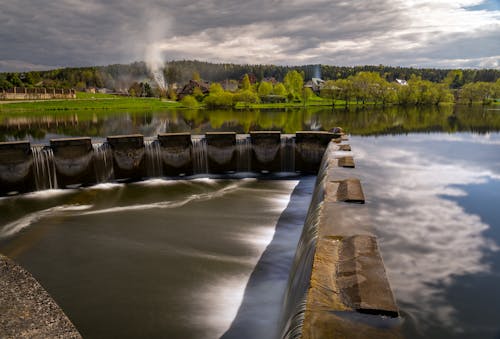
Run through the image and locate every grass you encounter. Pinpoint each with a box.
[0,93,182,113]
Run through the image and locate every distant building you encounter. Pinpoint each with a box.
[262,77,278,85]
[304,77,326,94]
[240,73,257,85]
[177,80,210,99]
[0,87,76,100]
[221,79,239,92]
[395,79,408,86]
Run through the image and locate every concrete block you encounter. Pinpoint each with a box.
[338,156,355,168]
[107,135,146,180]
[250,131,281,172]
[0,141,35,194]
[50,138,95,187]
[206,132,236,173]
[295,131,334,173]
[158,133,193,176]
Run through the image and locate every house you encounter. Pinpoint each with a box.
[177,80,210,99]
[221,79,239,92]
[240,73,257,85]
[395,79,408,86]
[304,77,326,94]
[262,77,278,85]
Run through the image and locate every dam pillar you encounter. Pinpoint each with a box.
[0,141,35,194]
[250,131,281,172]
[107,135,146,181]
[157,133,193,176]
[50,138,95,188]
[206,132,236,173]
[295,131,334,173]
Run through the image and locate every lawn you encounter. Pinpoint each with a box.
[0,93,182,113]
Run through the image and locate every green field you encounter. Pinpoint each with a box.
[0,93,182,113]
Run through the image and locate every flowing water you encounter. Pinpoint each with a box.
[0,178,315,338]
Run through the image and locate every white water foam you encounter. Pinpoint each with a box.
[79,182,242,216]
[0,204,93,239]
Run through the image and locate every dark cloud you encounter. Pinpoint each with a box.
[0,0,498,71]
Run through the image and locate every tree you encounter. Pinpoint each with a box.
[241,74,251,90]
[192,71,201,81]
[443,70,464,89]
[234,89,260,106]
[258,81,273,97]
[143,82,154,97]
[204,91,234,108]
[209,82,224,94]
[273,83,287,96]
[320,80,341,106]
[7,73,23,87]
[302,87,314,106]
[283,70,304,99]
[192,87,205,102]
[181,95,199,108]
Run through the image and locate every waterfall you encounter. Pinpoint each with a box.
[32,146,58,190]
[192,137,208,174]
[93,143,114,183]
[280,179,323,339]
[145,139,163,178]
[281,136,296,172]
[236,135,251,172]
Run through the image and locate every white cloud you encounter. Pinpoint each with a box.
[0,0,499,70]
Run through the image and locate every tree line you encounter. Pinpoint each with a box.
[1,60,499,105]
[180,70,500,108]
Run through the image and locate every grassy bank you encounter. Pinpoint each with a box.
[0,93,181,113]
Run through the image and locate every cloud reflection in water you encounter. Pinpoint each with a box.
[351,133,499,334]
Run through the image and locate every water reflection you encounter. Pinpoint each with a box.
[352,133,500,338]
[2,105,500,143]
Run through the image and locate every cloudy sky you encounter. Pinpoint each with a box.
[0,0,499,72]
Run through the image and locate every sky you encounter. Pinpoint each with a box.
[0,0,499,72]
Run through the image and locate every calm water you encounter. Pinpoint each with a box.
[1,104,500,143]
[1,105,500,338]
[352,132,500,338]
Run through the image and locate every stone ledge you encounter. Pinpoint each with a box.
[0,254,81,338]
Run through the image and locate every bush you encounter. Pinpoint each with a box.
[234,90,260,105]
[180,95,199,108]
[203,91,234,108]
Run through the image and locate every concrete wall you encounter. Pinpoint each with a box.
[0,131,345,195]
[281,139,400,339]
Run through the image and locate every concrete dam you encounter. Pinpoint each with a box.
[0,131,400,338]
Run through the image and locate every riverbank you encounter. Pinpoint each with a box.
[1,92,497,115]
[0,93,181,112]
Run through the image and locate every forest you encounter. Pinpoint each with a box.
[1,60,499,107]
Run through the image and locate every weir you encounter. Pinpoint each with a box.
[281,141,400,339]
[0,130,400,338]
[0,131,341,195]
